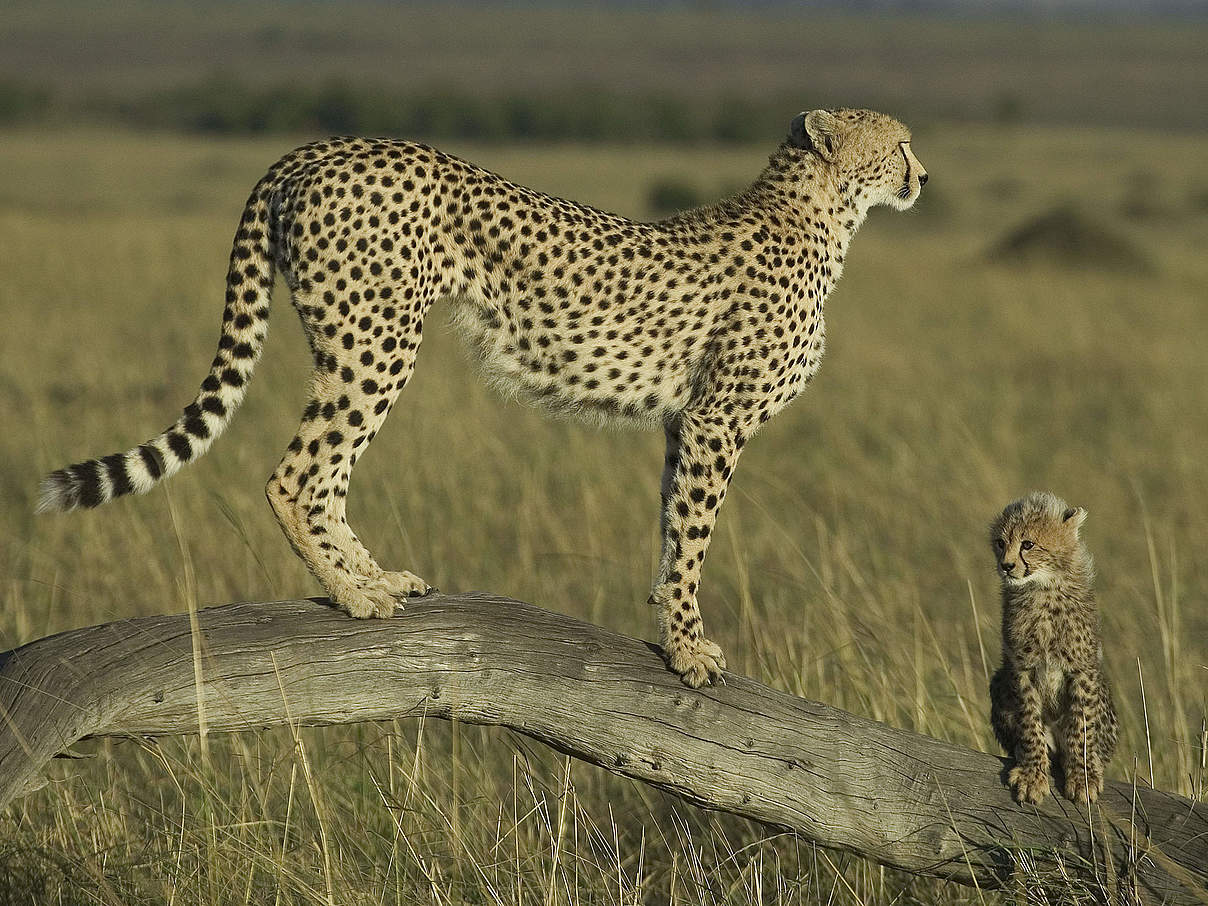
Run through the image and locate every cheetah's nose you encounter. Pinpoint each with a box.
[1000,561,1015,573]
[918,173,928,186]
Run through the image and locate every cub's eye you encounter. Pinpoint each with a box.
[1021,540,1035,551]
[994,539,1005,551]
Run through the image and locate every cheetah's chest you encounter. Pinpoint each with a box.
[776,306,827,403]
[1007,599,1073,712]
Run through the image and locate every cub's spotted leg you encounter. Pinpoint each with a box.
[650,411,746,687]
[989,665,1022,758]
[1059,671,1104,803]
[1096,680,1119,764]
[267,294,430,617]
[1006,669,1051,804]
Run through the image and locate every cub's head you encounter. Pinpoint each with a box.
[788,108,926,211]
[989,491,1089,587]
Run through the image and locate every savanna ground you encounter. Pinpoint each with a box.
[1,118,1207,902]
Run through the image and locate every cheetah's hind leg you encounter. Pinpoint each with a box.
[267,284,432,618]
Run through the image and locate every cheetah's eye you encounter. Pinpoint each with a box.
[1021,540,1034,551]
[994,539,1005,552]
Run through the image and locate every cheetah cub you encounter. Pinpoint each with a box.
[989,492,1118,805]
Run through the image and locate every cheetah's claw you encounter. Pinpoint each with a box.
[377,570,432,600]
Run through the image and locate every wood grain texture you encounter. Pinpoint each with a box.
[0,594,1204,903]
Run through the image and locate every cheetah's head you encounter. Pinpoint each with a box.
[989,491,1089,587]
[789,108,926,212]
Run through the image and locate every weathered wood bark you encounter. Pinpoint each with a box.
[0,595,1204,902]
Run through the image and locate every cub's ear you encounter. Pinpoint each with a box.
[789,109,844,162]
[1062,506,1087,531]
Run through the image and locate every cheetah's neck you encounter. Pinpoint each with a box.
[746,146,864,259]
[1000,552,1098,641]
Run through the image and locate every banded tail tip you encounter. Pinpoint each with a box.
[35,457,115,512]
[36,445,168,514]
[35,468,83,514]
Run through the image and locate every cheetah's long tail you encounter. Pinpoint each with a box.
[36,178,279,514]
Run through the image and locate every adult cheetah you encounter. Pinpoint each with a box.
[39,108,927,687]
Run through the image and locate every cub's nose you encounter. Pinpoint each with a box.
[1000,561,1015,573]
[918,172,929,186]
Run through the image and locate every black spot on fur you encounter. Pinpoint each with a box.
[70,461,104,508]
[139,444,165,479]
[102,452,133,498]
[184,414,210,439]
[167,432,193,462]
[201,397,227,417]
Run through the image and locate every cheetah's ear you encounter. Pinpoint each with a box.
[790,110,844,162]
[788,113,811,150]
[1063,506,1087,531]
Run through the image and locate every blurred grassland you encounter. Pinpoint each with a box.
[3,2,1208,134]
[0,123,1206,903]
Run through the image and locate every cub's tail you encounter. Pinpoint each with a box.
[36,178,279,514]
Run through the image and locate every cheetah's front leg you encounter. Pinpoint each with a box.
[651,412,745,687]
[1059,671,1105,803]
[1006,669,1051,804]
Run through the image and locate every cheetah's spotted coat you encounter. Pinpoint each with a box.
[989,492,1118,804]
[39,108,926,687]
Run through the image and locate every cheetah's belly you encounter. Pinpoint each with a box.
[448,293,704,427]
[1035,658,1067,709]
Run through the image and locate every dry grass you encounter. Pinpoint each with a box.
[1,123,1206,903]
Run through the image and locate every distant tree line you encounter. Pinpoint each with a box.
[0,76,836,143]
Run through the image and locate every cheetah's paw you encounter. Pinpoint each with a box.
[1063,768,1104,804]
[332,580,398,620]
[664,636,727,688]
[376,570,433,600]
[1008,764,1051,805]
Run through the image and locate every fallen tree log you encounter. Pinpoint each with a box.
[0,595,1204,903]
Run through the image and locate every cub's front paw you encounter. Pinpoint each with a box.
[1063,765,1104,804]
[1008,764,1051,805]
[664,636,726,688]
